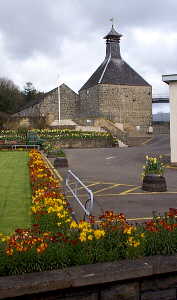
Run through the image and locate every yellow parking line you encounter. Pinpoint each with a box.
[166,165,177,169]
[127,217,153,221]
[77,182,101,191]
[119,186,141,195]
[93,184,122,195]
[69,180,135,187]
[96,182,135,186]
[96,216,153,223]
[95,190,177,196]
[129,191,177,195]
[142,137,153,145]
[67,189,177,198]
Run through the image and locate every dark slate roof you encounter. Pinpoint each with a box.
[16,98,43,112]
[79,58,150,91]
[79,26,150,91]
[45,83,78,96]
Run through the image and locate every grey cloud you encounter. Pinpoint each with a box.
[0,0,86,59]
[0,0,177,95]
[1,0,177,60]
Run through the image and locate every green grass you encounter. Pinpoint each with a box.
[0,151,31,234]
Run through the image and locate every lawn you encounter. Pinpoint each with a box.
[0,151,31,234]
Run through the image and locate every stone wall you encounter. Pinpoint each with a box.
[98,84,152,127]
[79,84,152,131]
[14,84,80,125]
[1,255,177,299]
[79,85,99,118]
[55,137,114,148]
[13,82,152,134]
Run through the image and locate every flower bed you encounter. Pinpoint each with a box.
[0,150,177,276]
[0,129,114,144]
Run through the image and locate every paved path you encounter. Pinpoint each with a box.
[58,135,177,222]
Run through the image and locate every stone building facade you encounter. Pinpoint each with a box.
[14,84,80,124]
[14,25,152,131]
[79,84,151,127]
[79,25,152,130]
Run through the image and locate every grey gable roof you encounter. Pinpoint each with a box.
[79,59,150,91]
[45,83,78,96]
[79,26,150,91]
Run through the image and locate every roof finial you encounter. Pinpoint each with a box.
[110,17,114,27]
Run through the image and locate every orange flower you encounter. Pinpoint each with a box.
[6,247,13,256]
[36,242,48,253]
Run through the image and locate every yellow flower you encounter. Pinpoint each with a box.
[47,207,54,213]
[128,236,133,243]
[79,232,87,242]
[133,241,140,247]
[123,226,135,235]
[88,234,93,240]
[128,237,140,247]
[70,221,78,229]
[94,229,105,239]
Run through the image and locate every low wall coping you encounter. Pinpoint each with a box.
[0,255,177,299]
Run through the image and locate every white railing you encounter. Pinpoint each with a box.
[66,170,94,218]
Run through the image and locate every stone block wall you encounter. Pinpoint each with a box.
[60,84,80,119]
[98,84,152,128]
[13,84,80,125]
[1,255,177,300]
[55,137,114,148]
[13,82,152,133]
[79,84,152,132]
[79,85,99,118]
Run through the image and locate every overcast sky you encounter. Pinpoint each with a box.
[0,0,177,96]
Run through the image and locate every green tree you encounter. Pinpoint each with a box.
[23,82,44,103]
[0,78,24,114]
[23,82,36,102]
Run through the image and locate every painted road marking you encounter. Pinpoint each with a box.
[93,190,177,196]
[95,216,153,223]
[77,182,101,191]
[106,156,115,160]
[66,180,177,197]
[83,181,135,187]
[93,183,122,195]
[166,165,177,169]
[119,186,141,195]
[127,217,153,221]
[129,191,177,195]
[95,182,135,186]
[142,137,154,145]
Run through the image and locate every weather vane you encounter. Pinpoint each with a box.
[110,17,114,26]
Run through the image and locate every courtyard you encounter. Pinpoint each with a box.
[59,134,177,221]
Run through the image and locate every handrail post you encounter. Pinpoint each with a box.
[65,170,94,217]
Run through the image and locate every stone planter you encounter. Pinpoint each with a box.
[142,174,167,192]
[47,152,57,158]
[54,157,68,168]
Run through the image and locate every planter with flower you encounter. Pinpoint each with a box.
[142,155,167,192]
[54,148,68,168]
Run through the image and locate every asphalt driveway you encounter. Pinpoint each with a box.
[59,135,177,222]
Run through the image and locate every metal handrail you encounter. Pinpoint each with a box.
[66,169,94,216]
